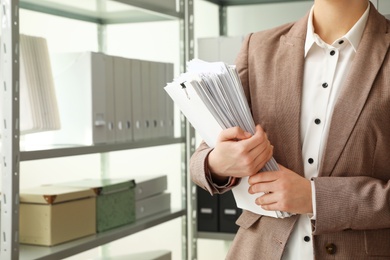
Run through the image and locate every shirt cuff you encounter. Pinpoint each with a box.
[205,168,238,189]
[310,179,317,220]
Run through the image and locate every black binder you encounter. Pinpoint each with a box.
[218,190,242,233]
[196,186,218,232]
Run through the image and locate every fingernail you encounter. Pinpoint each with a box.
[244,131,252,138]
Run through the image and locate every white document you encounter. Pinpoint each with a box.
[165,59,291,218]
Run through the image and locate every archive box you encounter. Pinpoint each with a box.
[136,192,171,220]
[19,185,96,246]
[61,178,136,232]
[134,175,168,200]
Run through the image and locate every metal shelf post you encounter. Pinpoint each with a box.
[1,0,20,259]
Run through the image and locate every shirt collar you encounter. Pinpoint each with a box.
[304,3,370,56]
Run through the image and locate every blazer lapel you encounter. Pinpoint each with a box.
[274,17,307,176]
[319,7,390,176]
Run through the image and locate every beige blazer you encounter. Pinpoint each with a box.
[190,3,390,259]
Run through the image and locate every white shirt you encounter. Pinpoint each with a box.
[281,4,370,260]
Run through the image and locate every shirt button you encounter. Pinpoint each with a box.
[325,243,337,255]
[338,40,344,45]
[314,118,321,125]
[308,158,314,164]
[322,82,328,88]
[330,50,336,56]
[304,236,311,242]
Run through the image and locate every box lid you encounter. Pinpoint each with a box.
[20,185,96,205]
[60,178,135,195]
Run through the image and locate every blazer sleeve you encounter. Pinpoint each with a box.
[312,176,390,235]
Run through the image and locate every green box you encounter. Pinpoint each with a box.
[61,178,136,233]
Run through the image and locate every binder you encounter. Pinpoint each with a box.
[131,59,144,141]
[218,190,242,233]
[149,61,159,138]
[49,52,108,145]
[113,56,129,143]
[165,63,175,138]
[156,62,167,138]
[104,54,116,143]
[142,60,153,139]
[197,186,218,232]
[123,58,133,142]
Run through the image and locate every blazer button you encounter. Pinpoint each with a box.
[325,243,337,255]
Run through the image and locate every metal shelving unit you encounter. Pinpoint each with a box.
[0,0,195,259]
[20,209,185,260]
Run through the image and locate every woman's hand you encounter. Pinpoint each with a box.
[248,164,313,214]
[207,125,273,181]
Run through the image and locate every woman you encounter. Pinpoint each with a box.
[190,0,390,259]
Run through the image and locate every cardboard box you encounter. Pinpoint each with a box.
[134,175,167,200]
[136,192,171,220]
[61,178,136,232]
[19,185,96,246]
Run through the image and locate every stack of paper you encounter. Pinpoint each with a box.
[19,34,61,134]
[0,35,61,135]
[165,59,291,218]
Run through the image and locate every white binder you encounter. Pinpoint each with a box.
[49,52,107,145]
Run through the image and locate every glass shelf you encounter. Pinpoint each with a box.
[197,231,235,241]
[20,208,186,260]
[203,0,311,6]
[20,137,185,161]
[20,0,183,24]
